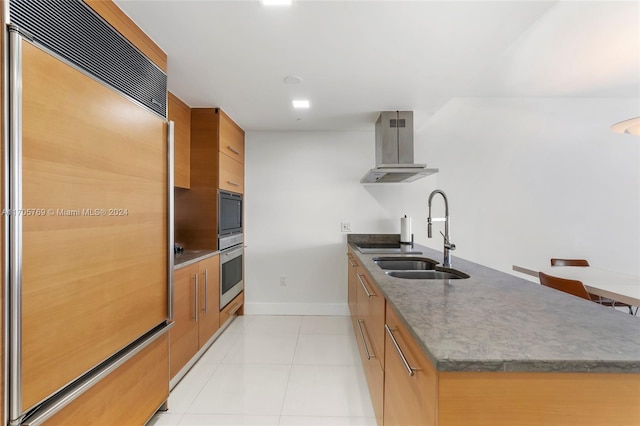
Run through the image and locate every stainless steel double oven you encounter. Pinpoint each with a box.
[218,190,243,309]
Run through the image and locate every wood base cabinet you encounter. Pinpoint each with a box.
[220,291,244,325]
[170,264,199,378]
[349,247,640,426]
[347,251,358,324]
[43,333,169,426]
[349,248,385,426]
[170,255,220,379]
[383,304,437,426]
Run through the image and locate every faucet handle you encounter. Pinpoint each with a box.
[440,231,456,250]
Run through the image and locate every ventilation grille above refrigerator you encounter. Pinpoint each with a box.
[9,0,167,118]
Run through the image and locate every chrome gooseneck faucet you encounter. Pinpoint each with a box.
[427,189,455,268]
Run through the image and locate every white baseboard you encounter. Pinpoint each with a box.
[244,302,349,316]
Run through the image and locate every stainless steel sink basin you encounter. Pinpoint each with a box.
[386,268,470,280]
[373,257,439,271]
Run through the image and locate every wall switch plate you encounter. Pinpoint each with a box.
[341,222,351,232]
[280,275,287,286]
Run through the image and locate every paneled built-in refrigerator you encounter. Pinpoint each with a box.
[4,1,173,424]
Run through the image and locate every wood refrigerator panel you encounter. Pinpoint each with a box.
[20,40,167,410]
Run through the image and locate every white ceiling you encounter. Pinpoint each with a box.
[115,0,640,131]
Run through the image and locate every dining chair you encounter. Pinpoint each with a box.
[550,258,635,314]
[539,272,591,300]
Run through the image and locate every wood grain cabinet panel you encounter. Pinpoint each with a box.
[350,257,385,426]
[219,153,244,193]
[384,304,437,426]
[21,41,167,410]
[220,291,244,325]
[219,110,245,164]
[170,264,199,378]
[44,334,169,426]
[347,250,358,324]
[168,92,191,189]
[198,255,220,346]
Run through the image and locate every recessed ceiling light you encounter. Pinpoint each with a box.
[283,75,303,85]
[292,100,310,109]
[262,0,292,6]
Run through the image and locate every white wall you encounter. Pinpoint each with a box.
[244,131,439,315]
[245,98,640,315]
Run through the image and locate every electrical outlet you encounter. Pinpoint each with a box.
[341,222,351,232]
[280,275,287,286]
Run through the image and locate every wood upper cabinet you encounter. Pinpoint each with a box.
[384,304,437,426]
[168,92,191,189]
[219,153,244,193]
[218,110,245,193]
[198,255,220,346]
[170,264,199,378]
[175,108,245,249]
[219,110,244,164]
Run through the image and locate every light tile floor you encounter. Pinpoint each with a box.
[147,315,376,426]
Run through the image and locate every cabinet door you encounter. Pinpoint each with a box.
[219,153,244,193]
[168,92,191,189]
[170,264,199,378]
[354,269,384,425]
[347,252,358,322]
[384,305,437,426]
[198,255,220,346]
[219,110,244,164]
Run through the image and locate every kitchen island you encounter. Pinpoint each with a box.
[347,234,640,426]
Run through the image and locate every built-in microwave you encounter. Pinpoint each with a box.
[218,190,243,250]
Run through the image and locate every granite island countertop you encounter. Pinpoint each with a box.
[348,234,640,373]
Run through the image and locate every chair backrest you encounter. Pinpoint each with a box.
[539,272,591,300]
[550,258,590,267]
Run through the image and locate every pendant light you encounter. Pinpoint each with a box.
[610,117,640,136]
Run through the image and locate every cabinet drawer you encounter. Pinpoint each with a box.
[361,333,384,426]
[219,153,244,193]
[384,304,437,426]
[44,333,169,426]
[356,268,385,366]
[219,111,244,163]
[220,291,244,325]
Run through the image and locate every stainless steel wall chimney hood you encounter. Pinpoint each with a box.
[361,111,438,183]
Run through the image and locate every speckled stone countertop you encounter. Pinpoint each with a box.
[174,249,219,269]
[348,234,640,373]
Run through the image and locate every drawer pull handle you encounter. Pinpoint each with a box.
[357,273,375,297]
[193,274,199,322]
[227,302,242,316]
[227,180,241,187]
[349,259,356,267]
[203,269,209,313]
[227,145,240,155]
[385,324,418,376]
[357,319,375,360]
